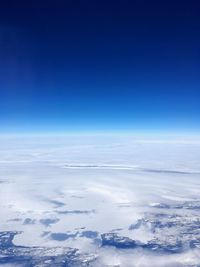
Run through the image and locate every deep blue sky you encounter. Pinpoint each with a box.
[0,0,200,133]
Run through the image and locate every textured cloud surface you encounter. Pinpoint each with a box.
[0,134,200,266]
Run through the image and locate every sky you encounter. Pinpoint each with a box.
[0,0,200,133]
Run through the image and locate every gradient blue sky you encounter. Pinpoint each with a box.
[0,0,200,133]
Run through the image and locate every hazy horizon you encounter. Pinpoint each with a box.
[1,1,200,266]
